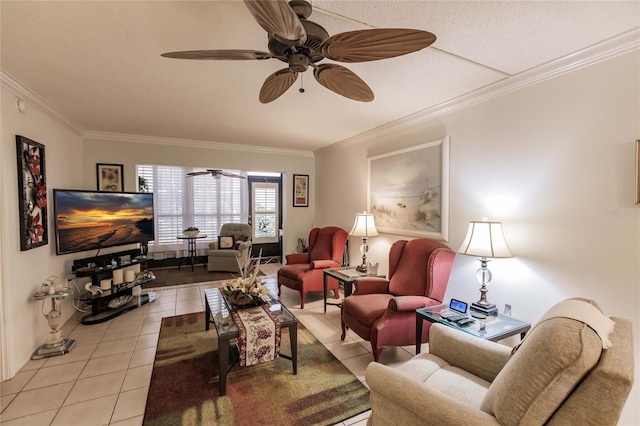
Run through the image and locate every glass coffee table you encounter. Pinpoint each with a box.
[416,303,531,354]
[204,288,298,396]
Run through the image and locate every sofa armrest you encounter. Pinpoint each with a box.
[429,324,512,382]
[237,241,252,252]
[352,277,390,295]
[310,260,341,270]
[285,253,309,264]
[366,362,499,426]
[209,242,219,250]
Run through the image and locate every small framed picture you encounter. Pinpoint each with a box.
[293,174,309,207]
[97,163,124,192]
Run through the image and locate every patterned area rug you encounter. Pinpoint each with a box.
[143,312,370,426]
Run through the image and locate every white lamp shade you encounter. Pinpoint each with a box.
[458,221,512,258]
[349,211,379,237]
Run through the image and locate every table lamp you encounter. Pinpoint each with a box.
[457,219,512,315]
[349,211,379,273]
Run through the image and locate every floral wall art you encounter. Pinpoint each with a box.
[16,135,48,250]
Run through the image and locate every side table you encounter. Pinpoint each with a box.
[415,303,531,354]
[322,267,385,313]
[177,234,208,271]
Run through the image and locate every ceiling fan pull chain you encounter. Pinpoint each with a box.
[299,73,305,93]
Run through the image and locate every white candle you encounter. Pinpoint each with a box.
[124,269,135,283]
[100,279,112,290]
[112,269,124,284]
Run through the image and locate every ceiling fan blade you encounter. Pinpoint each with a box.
[259,69,298,103]
[244,0,306,46]
[186,171,211,177]
[161,50,277,60]
[219,172,247,179]
[313,64,374,102]
[320,29,436,63]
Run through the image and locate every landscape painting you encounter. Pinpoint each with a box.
[368,136,449,241]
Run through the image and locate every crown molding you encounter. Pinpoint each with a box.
[82,131,314,158]
[329,28,640,150]
[0,70,84,136]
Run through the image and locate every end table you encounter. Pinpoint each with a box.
[415,303,531,354]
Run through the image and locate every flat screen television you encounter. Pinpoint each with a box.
[53,189,154,255]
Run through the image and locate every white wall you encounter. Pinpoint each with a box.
[315,51,640,424]
[82,136,316,256]
[0,86,84,379]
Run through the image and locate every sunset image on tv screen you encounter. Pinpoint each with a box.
[54,191,154,254]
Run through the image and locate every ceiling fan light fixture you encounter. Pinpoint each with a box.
[288,53,309,72]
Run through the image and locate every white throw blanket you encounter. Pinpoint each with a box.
[533,299,615,349]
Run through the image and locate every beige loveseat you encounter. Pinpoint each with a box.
[366,298,634,426]
[207,223,252,273]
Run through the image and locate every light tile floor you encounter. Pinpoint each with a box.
[1,264,426,425]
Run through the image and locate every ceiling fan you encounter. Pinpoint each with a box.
[186,169,246,179]
[161,0,436,103]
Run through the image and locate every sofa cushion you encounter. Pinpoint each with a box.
[342,294,393,327]
[480,317,602,426]
[397,352,490,409]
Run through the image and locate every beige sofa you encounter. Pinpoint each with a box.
[366,298,634,426]
[207,223,252,273]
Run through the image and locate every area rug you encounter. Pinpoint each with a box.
[143,311,370,426]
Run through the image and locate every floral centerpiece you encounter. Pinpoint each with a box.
[222,252,269,308]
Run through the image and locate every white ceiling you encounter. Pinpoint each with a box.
[1,1,638,152]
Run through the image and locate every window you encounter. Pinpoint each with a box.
[251,182,279,244]
[137,165,248,254]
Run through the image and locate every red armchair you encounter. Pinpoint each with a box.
[341,238,455,362]
[278,227,348,308]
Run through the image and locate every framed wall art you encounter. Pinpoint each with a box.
[368,135,449,241]
[16,135,48,251]
[293,174,309,207]
[97,163,124,192]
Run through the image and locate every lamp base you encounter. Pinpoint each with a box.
[31,338,76,360]
[471,302,498,315]
[355,264,367,273]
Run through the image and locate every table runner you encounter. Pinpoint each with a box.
[231,305,281,366]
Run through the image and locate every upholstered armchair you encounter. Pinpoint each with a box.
[207,223,252,273]
[341,239,455,361]
[365,298,634,425]
[278,226,348,308]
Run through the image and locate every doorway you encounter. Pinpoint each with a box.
[248,174,282,263]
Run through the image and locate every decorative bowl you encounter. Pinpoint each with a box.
[108,295,133,309]
[183,230,200,238]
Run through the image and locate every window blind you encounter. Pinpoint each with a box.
[136,165,248,255]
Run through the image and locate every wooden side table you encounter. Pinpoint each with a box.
[415,303,531,354]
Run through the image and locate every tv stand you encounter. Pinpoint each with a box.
[72,249,156,324]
